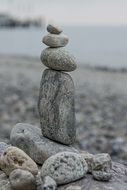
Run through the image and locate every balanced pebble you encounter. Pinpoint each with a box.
[43,33,69,47]
[41,47,77,71]
[47,24,63,34]
[0,146,38,176]
[9,169,36,190]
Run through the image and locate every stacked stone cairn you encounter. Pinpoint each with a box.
[39,24,77,145]
[0,24,113,190]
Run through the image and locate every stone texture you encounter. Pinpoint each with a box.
[38,69,76,145]
[0,171,12,190]
[58,162,127,190]
[1,162,127,190]
[43,34,69,48]
[36,173,43,190]
[10,123,78,164]
[43,176,57,190]
[41,48,77,72]
[80,151,94,173]
[65,186,81,190]
[0,146,38,176]
[41,152,88,185]
[47,24,63,34]
[92,170,112,181]
[91,153,112,181]
[0,142,10,156]
[9,169,36,190]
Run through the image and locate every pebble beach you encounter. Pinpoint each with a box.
[1,54,127,166]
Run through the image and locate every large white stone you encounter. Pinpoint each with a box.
[41,152,88,185]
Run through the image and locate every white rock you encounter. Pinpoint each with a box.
[0,146,38,176]
[41,152,88,185]
[43,34,69,47]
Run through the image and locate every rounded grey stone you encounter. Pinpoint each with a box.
[47,24,63,34]
[43,176,57,190]
[38,69,76,145]
[9,169,36,190]
[10,123,78,164]
[41,152,88,185]
[91,153,112,172]
[91,153,112,182]
[41,48,77,72]
[43,34,69,47]
[92,171,112,181]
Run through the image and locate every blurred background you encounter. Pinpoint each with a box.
[0,0,127,68]
[0,0,127,166]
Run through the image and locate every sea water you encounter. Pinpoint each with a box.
[0,26,127,69]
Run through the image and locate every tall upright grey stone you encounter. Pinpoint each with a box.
[38,24,77,145]
[38,69,76,145]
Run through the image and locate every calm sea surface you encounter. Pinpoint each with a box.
[0,26,127,68]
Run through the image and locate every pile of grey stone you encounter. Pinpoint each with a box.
[0,24,120,190]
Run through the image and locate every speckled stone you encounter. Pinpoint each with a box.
[43,34,69,47]
[0,146,38,176]
[80,151,94,173]
[91,153,112,181]
[47,24,63,34]
[41,47,77,72]
[10,123,78,164]
[38,69,76,145]
[41,152,88,185]
[43,176,57,190]
[9,169,36,190]
[92,171,112,181]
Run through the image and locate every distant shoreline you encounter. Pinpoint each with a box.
[0,13,43,28]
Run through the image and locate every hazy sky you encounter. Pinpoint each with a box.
[0,0,127,25]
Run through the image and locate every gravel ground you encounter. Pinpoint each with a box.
[1,55,127,165]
